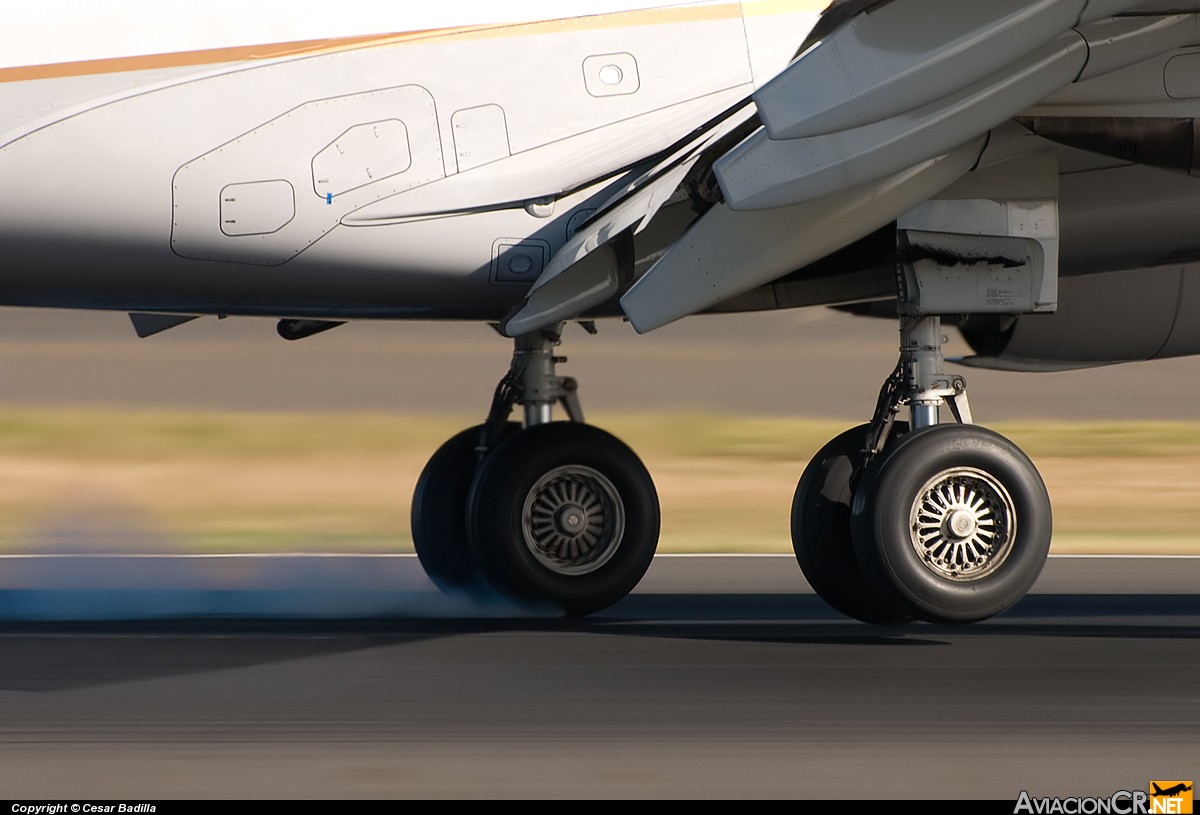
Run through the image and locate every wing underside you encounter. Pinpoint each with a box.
[506,0,1194,337]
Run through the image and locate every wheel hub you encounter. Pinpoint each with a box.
[945,508,977,539]
[522,465,625,576]
[909,467,1016,581]
[554,504,588,537]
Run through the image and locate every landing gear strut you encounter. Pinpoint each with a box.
[794,314,1052,624]
[412,324,659,615]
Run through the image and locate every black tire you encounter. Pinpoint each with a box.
[851,424,1052,623]
[466,422,659,616]
[411,422,519,591]
[792,424,913,624]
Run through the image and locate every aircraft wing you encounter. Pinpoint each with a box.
[507,0,1198,336]
[501,99,759,336]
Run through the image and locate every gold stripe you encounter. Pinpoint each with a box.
[741,0,828,16]
[0,29,473,83]
[0,2,781,84]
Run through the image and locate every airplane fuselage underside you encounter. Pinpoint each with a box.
[0,4,807,319]
[4,4,1200,324]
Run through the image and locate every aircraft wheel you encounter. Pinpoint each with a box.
[467,422,659,616]
[791,424,913,624]
[851,424,1052,623]
[411,422,519,591]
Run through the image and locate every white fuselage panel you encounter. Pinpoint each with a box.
[0,1,820,319]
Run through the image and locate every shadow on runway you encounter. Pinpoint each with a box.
[1,591,1197,693]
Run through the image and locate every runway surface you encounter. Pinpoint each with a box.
[1,554,1197,800]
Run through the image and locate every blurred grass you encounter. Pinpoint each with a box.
[7,409,1200,460]
[0,408,1197,554]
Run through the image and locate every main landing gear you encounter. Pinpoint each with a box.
[792,315,1052,624]
[411,325,659,615]
[413,316,1049,624]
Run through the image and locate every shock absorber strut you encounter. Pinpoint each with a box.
[481,324,584,452]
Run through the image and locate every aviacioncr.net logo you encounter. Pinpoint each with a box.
[1015,790,1147,814]
[1015,784,1194,815]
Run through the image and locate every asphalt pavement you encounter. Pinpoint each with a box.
[0,555,1196,800]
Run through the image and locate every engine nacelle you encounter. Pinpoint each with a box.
[957,263,1200,371]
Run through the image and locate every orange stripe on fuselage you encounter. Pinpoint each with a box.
[0,32,438,82]
[0,3,758,83]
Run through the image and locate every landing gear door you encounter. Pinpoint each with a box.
[895,149,1059,316]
